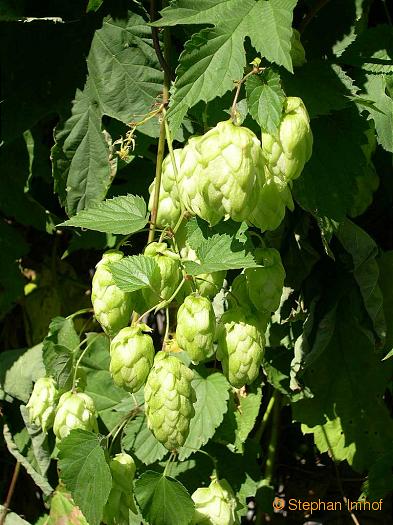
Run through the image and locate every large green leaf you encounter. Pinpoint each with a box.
[179,370,230,460]
[110,255,161,293]
[58,430,112,525]
[362,74,393,153]
[135,471,194,525]
[153,0,296,132]
[122,413,168,465]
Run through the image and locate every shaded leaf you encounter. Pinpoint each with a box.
[123,413,168,465]
[246,70,285,135]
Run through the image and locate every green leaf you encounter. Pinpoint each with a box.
[185,217,249,250]
[362,74,393,152]
[362,451,393,501]
[245,70,285,135]
[110,255,161,292]
[122,413,168,465]
[340,25,393,75]
[184,233,257,275]
[154,0,296,132]
[336,220,385,340]
[179,370,230,460]
[58,430,112,525]
[234,385,262,453]
[0,507,30,525]
[48,490,89,525]
[1,344,45,403]
[20,406,52,478]
[293,109,368,221]
[59,194,149,235]
[378,251,393,358]
[135,471,194,525]
[86,0,103,12]
[3,424,53,496]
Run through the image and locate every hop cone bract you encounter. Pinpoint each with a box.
[142,242,182,309]
[144,351,196,450]
[176,294,216,364]
[110,324,155,393]
[192,477,238,525]
[216,307,265,388]
[180,120,265,225]
[91,251,134,338]
[53,391,97,441]
[26,377,58,432]
[262,97,313,183]
[103,453,137,525]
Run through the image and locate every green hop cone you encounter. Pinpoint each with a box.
[249,171,294,232]
[53,391,97,441]
[144,351,196,450]
[91,251,134,338]
[180,246,226,300]
[103,453,137,525]
[110,324,155,393]
[216,307,265,388]
[192,476,238,525]
[26,377,58,432]
[176,294,216,364]
[262,97,313,183]
[142,242,182,309]
[244,248,285,314]
[290,29,306,67]
[148,148,185,228]
[180,120,265,225]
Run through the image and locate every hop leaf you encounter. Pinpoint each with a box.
[290,29,306,68]
[216,307,265,389]
[180,245,226,299]
[262,97,313,182]
[26,377,58,432]
[192,476,238,525]
[179,120,265,226]
[144,352,196,450]
[53,391,98,441]
[91,251,135,338]
[110,324,155,393]
[176,294,216,364]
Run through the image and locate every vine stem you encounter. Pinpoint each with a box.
[72,334,100,390]
[254,390,277,443]
[0,461,20,525]
[230,66,263,122]
[136,278,186,323]
[263,391,281,484]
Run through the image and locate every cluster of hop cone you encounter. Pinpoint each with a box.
[25,97,314,525]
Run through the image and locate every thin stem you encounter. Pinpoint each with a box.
[148,117,166,244]
[0,461,20,525]
[262,391,281,484]
[299,0,332,34]
[254,392,277,443]
[137,278,186,322]
[163,307,170,346]
[150,0,175,82]
[164,111,185,215]
[230,67,262,122]
[67,308,93,320]
[72,334,100,390]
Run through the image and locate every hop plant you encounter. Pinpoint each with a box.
[192,476,238,525]
[176,294,216,364]
[180,246,226,300]
[148,148,185,228]
[261,97,313,183]
[180,120,265,225]
[103,453,137,525]
[91,251,134,338]
[110,324,155,393]
[216,307,265,388]
[53,391,97,441]
[290,29,306,67]
[244,247,285,314]
[26,377,58,432]
[248,171,294,232]
[142,242,182,309]
[144,351,196,450]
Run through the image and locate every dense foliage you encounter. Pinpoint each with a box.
[1,1,393,524]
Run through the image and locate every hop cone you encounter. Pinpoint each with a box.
[180,120,265,225]
[53,391,97,441]
[144,351,196,450]
[148,148,185,228]
[192,477,238,525]
[180,246,225,300]
[249,171,294,232]
[290,29,306,67]
[216,307,265,388]
[262,97,313,183]
[110,324,155,393]
[26,377,58,432]
[142,242,182,309]
[103,453,137,525]
[91,251,134,338]
[244,248,285,314]
[176,294,216,364]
